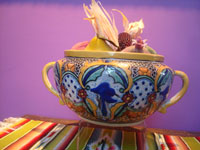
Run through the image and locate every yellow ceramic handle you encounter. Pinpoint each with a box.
[42,62,64,105]
[158,70,189,113]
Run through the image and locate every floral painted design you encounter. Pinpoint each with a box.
[78,89,88,99]
[123,106,149,120]
[138,67,151,76]
[66,101,74,109]
[64,63,75,72]
[125,111,137,118]
[61,84,67,94]
[148,92,156,104]
[122,93,134,103]
[53,57,175,123]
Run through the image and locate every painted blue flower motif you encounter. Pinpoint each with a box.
[91,82,118,116]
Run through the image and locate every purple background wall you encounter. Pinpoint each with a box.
[0,0,200,132]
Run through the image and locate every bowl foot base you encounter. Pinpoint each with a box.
[78,116,145,127]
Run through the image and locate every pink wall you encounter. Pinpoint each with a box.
[0,1,200,132]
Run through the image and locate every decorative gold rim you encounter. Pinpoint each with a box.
[64,50,164,62]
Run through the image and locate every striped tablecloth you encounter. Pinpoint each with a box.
[0,117,199,150]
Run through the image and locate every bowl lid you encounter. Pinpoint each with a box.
[64,50,164,62]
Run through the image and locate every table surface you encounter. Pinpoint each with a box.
[1,114,199,150]
[23,114,200,137]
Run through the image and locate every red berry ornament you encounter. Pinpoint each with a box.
[135,38,144,50]
[118,32,132,50]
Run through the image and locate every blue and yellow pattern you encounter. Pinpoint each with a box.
[52,57,175,124]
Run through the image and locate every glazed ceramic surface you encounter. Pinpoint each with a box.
[42,50,189,126]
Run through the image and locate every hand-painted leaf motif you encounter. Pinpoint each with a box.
[82,65,104,86]
[107,65,129,89]
[157,69,173,91]
[157,69,173,100]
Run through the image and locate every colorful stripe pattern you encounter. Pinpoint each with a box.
[0,118,199,150]
[0,118,30,138]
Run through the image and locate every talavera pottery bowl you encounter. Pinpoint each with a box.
[42,50,189,127]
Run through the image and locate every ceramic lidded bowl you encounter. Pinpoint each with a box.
[42,0,189,126]
[42,50,189,126]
